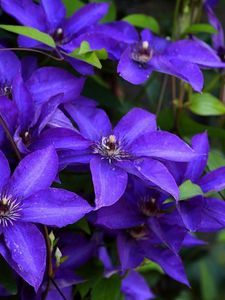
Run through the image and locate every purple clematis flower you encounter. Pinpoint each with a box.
[76,21,225,90]
[95,175,208,286]
[0,146,92,290]
[96,177,187,254]
[117,28,225,90]
[33,106,199,208]
[165,132,225,232]
[0,0,109,74]
[0,66,86,154]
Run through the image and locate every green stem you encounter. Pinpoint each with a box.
[0,47,64,61]
[156,75,168,117]
[172,0,182,40]
[0,113,22,161]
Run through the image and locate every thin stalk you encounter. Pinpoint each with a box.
[204,73,222,92]
[220,76,225,104]
[172,76,177,100]
[172,0,181,40]
[50,278,67,300]
[156,75,168,117]
[0,47,64,61]
[42,226,53,300]
[174,81,185,132]
[0,113,21,160]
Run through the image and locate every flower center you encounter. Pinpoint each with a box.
[128,224,148,240]
[140,196,158,217]
[131,40,154,65]
[53,27,64,44]
[0,83,12,99]
[218,46,225,62]
[20,130,31,147]
[0,194,21,227]
[93,135,130,163]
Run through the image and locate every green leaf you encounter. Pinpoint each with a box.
[207,150,225,171]
[0,24,55,48]
[136,259,164,273]
[75,217,91,235]
[91,275,121,300]
[179,112,225,139]
[68,50,102,68]
[63,0,84,17]
[66,41,107,69]
[95,48,108,60]
[184,23,217,35]
[76,264,103,298]
[187,92,225,116]
[79,41,91,54]
[179,180,203,200]
[122,14,160,34]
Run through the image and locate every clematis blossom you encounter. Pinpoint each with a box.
[32,106,200,208]
[165,132,225,232]
[117,28,225,90]
[0,147,92,290]
[95,178,207,286]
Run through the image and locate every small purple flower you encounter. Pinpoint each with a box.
[0,66,86,154]
[0,147,92,290]
[165,132,225,232]
[117,29,225,90]
[33,106,199,208]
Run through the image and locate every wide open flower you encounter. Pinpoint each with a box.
[0,0,109,74]
[0,147,92,290]
[117,29,225,90]
[33,106,199,208]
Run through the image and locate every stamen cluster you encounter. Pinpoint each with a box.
[93,135,130,163]
[0,194,21,227]
[131,41,154,65]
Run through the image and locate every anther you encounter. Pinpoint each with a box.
[142,41,149,50]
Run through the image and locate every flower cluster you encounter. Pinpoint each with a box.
[0,0,225,299]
